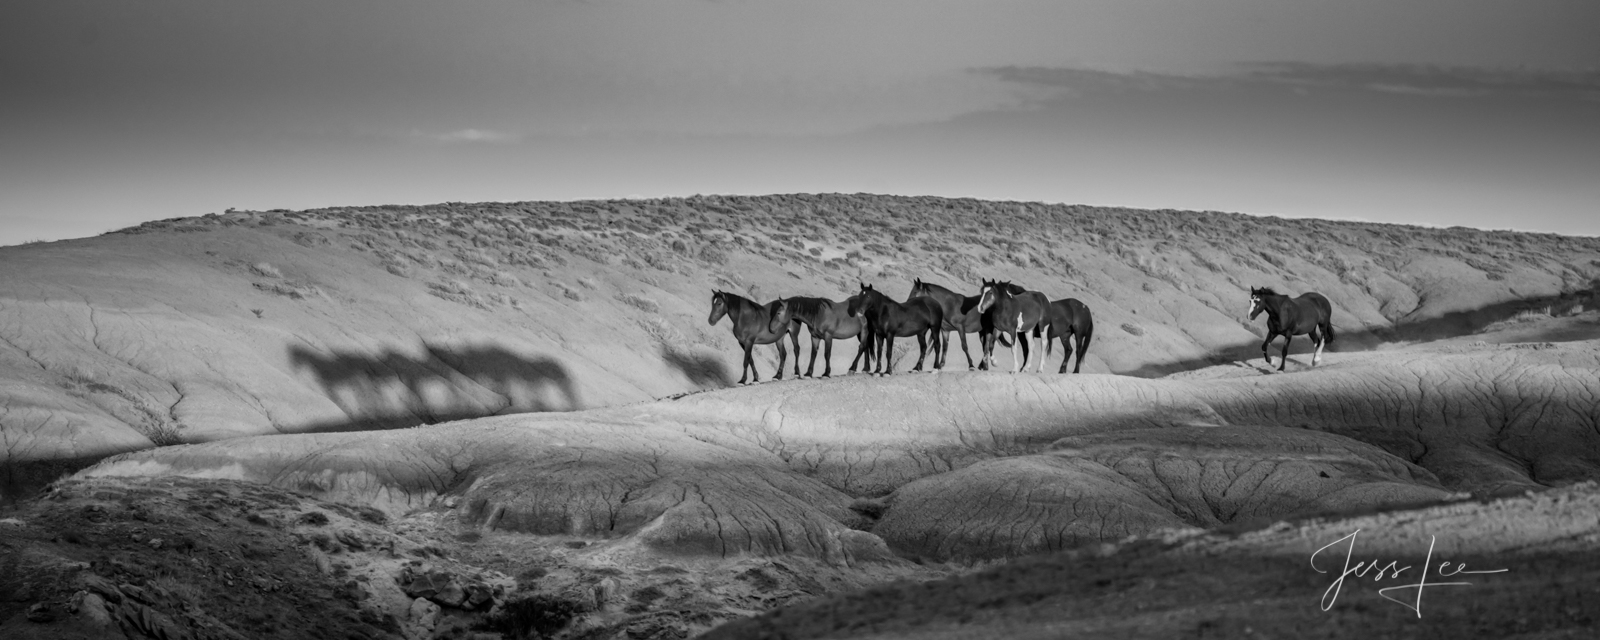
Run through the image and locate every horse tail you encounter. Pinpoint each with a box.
[1310,292,1334,343]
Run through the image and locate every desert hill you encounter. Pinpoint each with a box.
[3,194,1598,497]
[9,337,1588,638]
[707,481,1600,640]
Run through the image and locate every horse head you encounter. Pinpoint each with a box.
[1248,286,1278,320]
[909,278,927,299]
[847,283,877,317]
[976,278,1007,313]
[708,290,729,326]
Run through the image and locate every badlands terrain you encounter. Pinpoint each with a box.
[2,194,1600,639]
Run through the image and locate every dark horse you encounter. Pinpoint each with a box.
[1248,286,1334,372]
[768,296,874,378]
[707,290,791,385]
[846,283,945,375]
[907,278,988,370]
[1042,298,1094,374]
[976,279,1052,373]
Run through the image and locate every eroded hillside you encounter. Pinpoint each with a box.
[3,195,1599,495]
[22,338,1598,638]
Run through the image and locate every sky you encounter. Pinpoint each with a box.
[2,0,1597,246]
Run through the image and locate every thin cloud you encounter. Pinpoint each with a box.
[983,63,1600,100]
[410,128,523,144]
[1242,62,1600,99]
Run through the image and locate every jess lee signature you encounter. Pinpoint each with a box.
[1311,529,1508,617]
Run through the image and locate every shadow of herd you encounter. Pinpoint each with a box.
[708,279,1335,385]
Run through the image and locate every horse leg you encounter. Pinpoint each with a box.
[1058,333,1072,374]
[912,332,928,372]
[1278,335,1292,372]
[789,326,803,378]
[959,330,975,370]
[881,336,895,376]
[1074,333,1090,374]
[821,338,835,378]
[1011,331,1022,373]
[1311,328,1326,366]
[740,342,757,385]
[774,339,788,380]
[1034,327,1046,373]
[806,334,821,378]
[1261,333,1276,367]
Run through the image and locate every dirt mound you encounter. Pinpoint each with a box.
[5,195,1600,497]
[80,341,1600,566]
[0,475,942,640]
[874,426,1449,561]
[707,482,1600,639]
[0,476,467,640]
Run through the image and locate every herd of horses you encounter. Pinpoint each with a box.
[706,278,1337,385]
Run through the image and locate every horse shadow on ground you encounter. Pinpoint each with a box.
[661,346,733,390]
[1129,288,1598,378]
[287,342,582,433]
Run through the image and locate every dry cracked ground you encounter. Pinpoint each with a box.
[4,197,1600,639]
[5,338,1600,638]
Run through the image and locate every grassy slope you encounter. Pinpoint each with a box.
[2,194,1598,472]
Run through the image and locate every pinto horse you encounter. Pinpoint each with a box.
[768,296,873,378]
[976,279,1052,373]
[707,290,791,385]
[846,283,945,375]
[1042,298,1094,374]
[907,278,987,370]
[1248,286,1334,372]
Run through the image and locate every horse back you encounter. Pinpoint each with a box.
[1298,292,1333,321]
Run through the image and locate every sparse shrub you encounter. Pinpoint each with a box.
[698,243,729,265]
[253,281,323,300]
[490,271,523,288]
[1121,323,1145,336]
[618,293,660,313]
[290,231,330,247]
[639,317,685,346]
[555,282,584,301]
[577,277,598,290]
[384,263,411,278]
[249,262,282,278]
[427,280,489,309]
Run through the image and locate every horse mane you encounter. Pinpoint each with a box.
[1255,287,1281,297]
[716,289,759,310]
[913,280,954,296]
[786,297,828,320]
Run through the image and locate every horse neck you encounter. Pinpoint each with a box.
[1259,295,1293,320]
[862,291,898,318]
[723,294,765,324]
[918,282,958,300]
